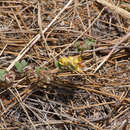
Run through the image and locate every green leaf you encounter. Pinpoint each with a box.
[55,60,59,67]
[21,60,27,68]
[84,38,95,50]
[55,60,62,72]
[35,66,45,75]
[15,60,27,72]
[0,69,6,80]
[76,38,95,53]
[35,67,40,75]
[15,61,22,72]
[76,42,80,52]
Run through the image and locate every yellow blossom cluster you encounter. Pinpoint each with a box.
[58,56,82,72]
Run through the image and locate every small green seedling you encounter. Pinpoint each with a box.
[84,38,95,50]
[35,66,45,76]
[0,69,8,81]
[35,66,51,83]
[15,60,27,72]
[76,38,95,53]
[54,60,62,72]
[76,42,81,52]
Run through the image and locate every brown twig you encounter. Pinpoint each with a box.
[94,32,130,73]
[96,0,130,19]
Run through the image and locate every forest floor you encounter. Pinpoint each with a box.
[0,0,130,130]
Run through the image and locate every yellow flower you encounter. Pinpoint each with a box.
[59,57,69,66]
[58,56,82,72]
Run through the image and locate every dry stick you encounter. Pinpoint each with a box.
[11,8,23,34]
[94,32,130,73]
[0,44,7,56]
[87,3,91,35]
[68,45,130,54]
[96,0,130,20]
[110,107,129,123]
[38,2,56,61]
[80,116,103,130]
[78,86,130,103]
[72,101,115,110]
[9,88,36,130]
[34,120,83,127]
[0,88,32,117]
[6,0,73,72]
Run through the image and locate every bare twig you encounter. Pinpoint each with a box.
[94,32,130,73]
[78,86,130,103]
[80,116,104,130]
[96,0,130,19]
[0,44,7,56]
[9,88,36,130]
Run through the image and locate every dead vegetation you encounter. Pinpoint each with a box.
[0,0,130,130]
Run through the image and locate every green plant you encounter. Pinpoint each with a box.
[54,60,62,72]
[15,60,27,72]
[0,69,8,80]
[35,66,45,75]
[76,38,95,52]
[76,42,81,52]
[84,38,95,50]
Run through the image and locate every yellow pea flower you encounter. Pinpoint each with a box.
[59,57,69,66]
[58,56,82,72]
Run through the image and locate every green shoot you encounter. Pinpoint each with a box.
[15,60,27,72]
[84,38,95,50]
[76,38,95,53]
[55,60,62,72]
[35,66,45,75]
[0,69,7,81]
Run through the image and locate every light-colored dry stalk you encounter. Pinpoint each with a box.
[78,86,130,103]
[94,32,130,73]
[0,44,7,56]
[80,116,104,130]
[9,88,36,130]
[110,107,129,123]
[96,0,130,20]
[72,101,115,110]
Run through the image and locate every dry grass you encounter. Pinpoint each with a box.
[0,0,130,130]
